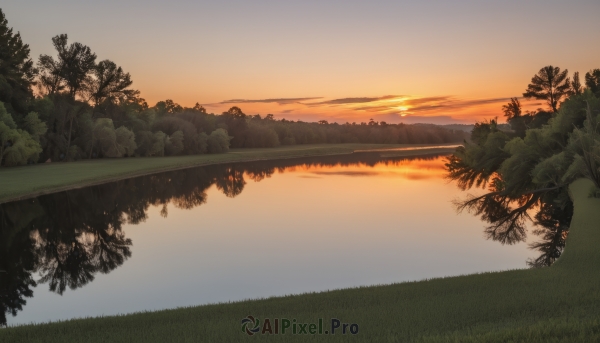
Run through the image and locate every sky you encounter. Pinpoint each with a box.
[3,0,600,124]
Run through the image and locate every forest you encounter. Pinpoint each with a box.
[0,9,467,168]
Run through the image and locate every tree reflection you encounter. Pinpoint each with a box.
[1,151,560,325]
[448,158,572,268]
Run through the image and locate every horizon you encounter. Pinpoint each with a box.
[3,0,599,124]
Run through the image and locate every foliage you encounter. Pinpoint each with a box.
[0,102,42,166]
[0,9,36,116]
[585,69,600,96]
[207,128,231,153]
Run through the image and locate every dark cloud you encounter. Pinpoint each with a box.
[219,97,322,105]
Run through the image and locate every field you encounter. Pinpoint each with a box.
[0,178,598,342]
[0,143,457,203]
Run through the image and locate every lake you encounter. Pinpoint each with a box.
[1,151,539,326]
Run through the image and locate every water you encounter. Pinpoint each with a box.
[0,152,537,326]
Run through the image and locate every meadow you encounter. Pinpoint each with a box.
[0,178,597,342]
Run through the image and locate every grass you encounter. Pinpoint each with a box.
[0,143,457,203]
[1,168,597,341]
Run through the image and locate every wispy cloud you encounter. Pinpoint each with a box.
[351,96,514,114]
[307,95,401,106]
[219,97,322,105]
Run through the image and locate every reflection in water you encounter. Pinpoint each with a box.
[449,171,572,268]
[0,152,562,325]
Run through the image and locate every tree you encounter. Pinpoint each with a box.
[37,54,63,96]
[207,128,231,153]
[225,106,245,118]
[154,99,183,116]
[570,71,583,96]
[22,112,47,142]
[87,60,136,106]
[0,102,42,166]
[0,9,36,116]
[523,66,571,112]
[192,103,206,113]
[502,98,522,120]
[38,34,97,99]
[585,69,600,96]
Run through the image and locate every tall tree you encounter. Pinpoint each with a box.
[38,34,96,100]
[87,60,136,106]
[570,71,583,96]
[523,66,570,113]
[585,69,600,96]
[502,97,522,120]
[37,54,64,95]
[0,9,36,116]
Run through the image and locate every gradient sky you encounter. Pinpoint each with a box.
[3,0,600,124]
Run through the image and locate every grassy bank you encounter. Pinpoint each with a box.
[0,143,457,203]
[1,179,598,342]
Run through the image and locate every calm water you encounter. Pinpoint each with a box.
[1,152,537,326]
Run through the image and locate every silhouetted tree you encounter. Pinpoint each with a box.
[502,98,522,120]
[39,34,97,99]
[523,65,570,112]
[570,71,583,96]
[87,60,136,106]
[585,69,600,96]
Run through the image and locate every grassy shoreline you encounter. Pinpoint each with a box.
[0,143,457,204]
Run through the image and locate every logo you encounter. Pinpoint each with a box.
[241,315,261,335]
[240,316,359,335]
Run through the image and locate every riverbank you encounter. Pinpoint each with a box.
[0,143,457,203]
[1,179,598,342]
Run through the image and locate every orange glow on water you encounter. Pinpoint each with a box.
[269,156,449,181]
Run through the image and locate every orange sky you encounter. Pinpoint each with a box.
[3,0,600,124]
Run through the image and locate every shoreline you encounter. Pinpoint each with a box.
[0,144,458,204]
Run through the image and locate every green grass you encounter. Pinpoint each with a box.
[0,143,456,203]
[1,172,597,341]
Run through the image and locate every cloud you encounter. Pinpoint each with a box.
[351,96,516,115]
[307,95,401,106]
[219,97,322,105]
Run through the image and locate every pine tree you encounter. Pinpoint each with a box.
[0,9,36,116]
[523,66,570,113]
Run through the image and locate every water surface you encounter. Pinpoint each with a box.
[1,152,537,326]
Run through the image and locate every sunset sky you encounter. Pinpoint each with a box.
[3,0,600,124]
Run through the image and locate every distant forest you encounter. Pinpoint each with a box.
[0,9,467,167]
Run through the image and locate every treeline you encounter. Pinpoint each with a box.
[447,65,600,267]
[0,9,467,167]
